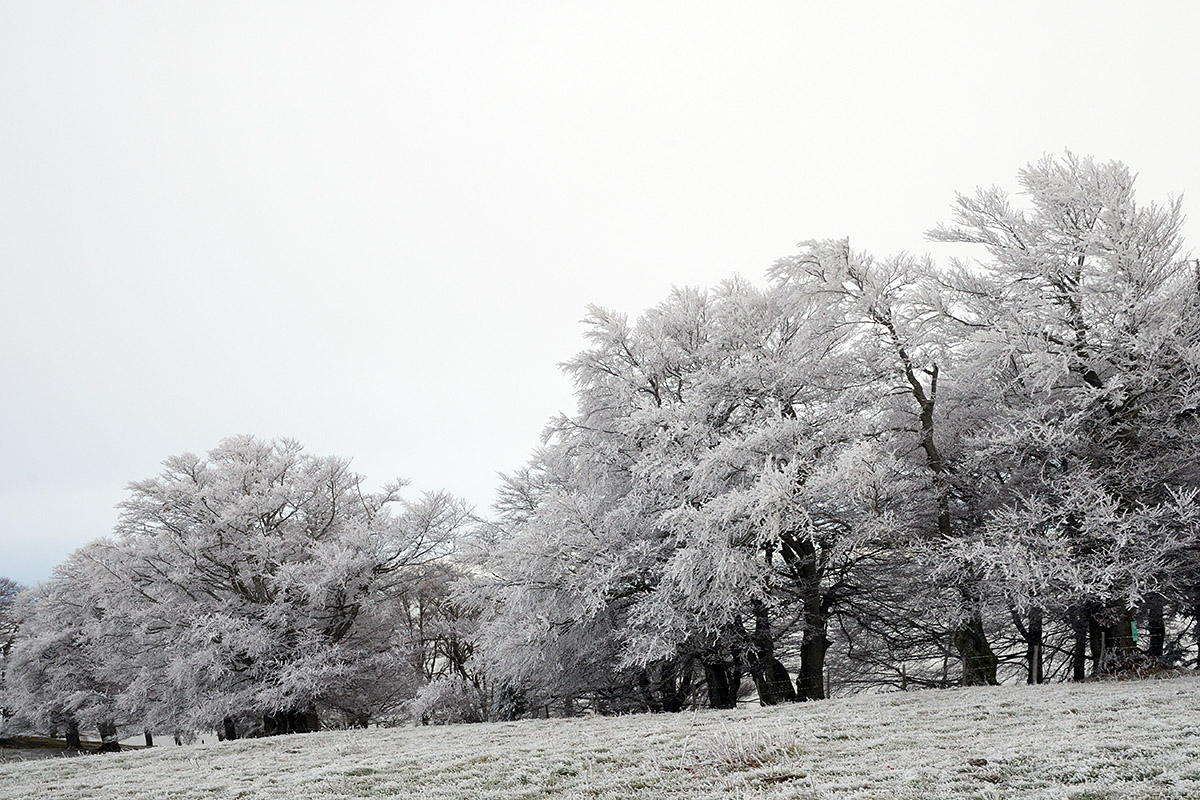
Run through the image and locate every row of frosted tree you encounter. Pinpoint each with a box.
[4,154,1200,746]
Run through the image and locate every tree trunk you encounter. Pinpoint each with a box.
[1194,593,1200,668]
[658,658,692,713]
[763,658,799,703]
[144,730,154,747]
[954,610,998,686]
[893,342,1002,687]
[97,721,121,753]
[1071,607,1089,680]
[65,719,82,751]
[1098,607,1138,672]
[703,655,742,709]
[746,598,798,705]
[1026,607,1043,684]
[790,537,829,701]
[222,716,239,741]
[1088,613,1104,675]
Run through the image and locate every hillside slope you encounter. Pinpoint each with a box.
[2,676,1198,799]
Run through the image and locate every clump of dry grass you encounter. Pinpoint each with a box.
[685,725,802,773]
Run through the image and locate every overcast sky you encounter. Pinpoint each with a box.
[3,1,1199,586]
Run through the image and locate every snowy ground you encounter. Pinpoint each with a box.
[2,676,1198,799]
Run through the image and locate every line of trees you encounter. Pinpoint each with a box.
[3,154,1200,747]
[464,153,1200,713]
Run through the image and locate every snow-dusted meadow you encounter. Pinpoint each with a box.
[2,677,1198,800]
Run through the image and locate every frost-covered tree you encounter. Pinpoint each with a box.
[0,577,19,664]
[111,436,471,736]
[3,435,470,743]
[768,241,1004,685]
[472,279,925,709]
[0,576,25,726]
[2,544,136,750]
[468,421,680,714]
[929,153,1200,677]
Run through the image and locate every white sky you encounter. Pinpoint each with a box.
[3,1,1199,586]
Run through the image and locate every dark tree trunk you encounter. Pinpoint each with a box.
[1011,604,1044,684]
[954,578,998,686]
[1101,607,1138,671]
[763,658,799,703]
[1027,607,1044,684]
[658,658,692,713]
[222,717,239,741]
[797,633,829,700]
[144,730,154,747]
[1071,607,1089,680]
[1086,604,1138,675]
[1194,593,1200,667]
[495,685,525,721]
[65,719,82,751]
[954,609,998,686]
[786,536,829,701]
[1146,594,1165,660]
[746,598,798,705]
[703,655,742,709]
[891,341,1002,687]
[97,721,121,753]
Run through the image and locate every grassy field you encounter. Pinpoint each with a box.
[2,676,1198,799]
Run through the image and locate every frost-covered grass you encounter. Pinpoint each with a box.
[3,676,1199,799]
